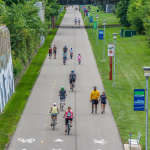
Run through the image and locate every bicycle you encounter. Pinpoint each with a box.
[71,81,74,92]
[70,53,73,59]
[63,57,66,65]
[61,100,64,111]
[52,116,56,130]
[67,120,71,135]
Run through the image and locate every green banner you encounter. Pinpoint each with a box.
[93,21,97,29]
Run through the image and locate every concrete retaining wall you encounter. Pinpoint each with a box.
[0,25,15,113]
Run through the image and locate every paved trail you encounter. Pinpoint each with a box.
[8,6,124,150]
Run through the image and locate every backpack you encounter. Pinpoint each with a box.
[63,53,66,57]
[67,111,72,117]
[70,73,75,79]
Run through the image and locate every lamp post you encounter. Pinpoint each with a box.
[112,33,117,87]
[142,67,150,150]
[102,21,106,61]
[96,16,98,46]
[92,10,94,36]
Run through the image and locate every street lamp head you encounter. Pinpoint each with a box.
[103,21,106,25]
[142,67,150,77]
[112,33,118,40]
[96,16,98,19]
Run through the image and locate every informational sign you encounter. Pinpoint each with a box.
[88,12,90,17]
[90,16,93,22]
[81,5,83,7]
[134,89,145,111]
[83,6,85,9]
[108,44,114,56]
[99,30,103,40]
[96,15,99,17]
[84,9,86,12]
[93,21,97,29]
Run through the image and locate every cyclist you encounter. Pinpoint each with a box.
[75,17,77,25]
[58,86,67,109]
[69,48,74,58]
[63,45,68,53]
[69,70,76,89]
[63,106,73,132]
[78,18,80,25]
[77,54,82,64]
[50,103,59,126]
[63,51,67,64]
[90,86,100,114]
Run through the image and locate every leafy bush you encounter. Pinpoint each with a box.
[98,5,106,11]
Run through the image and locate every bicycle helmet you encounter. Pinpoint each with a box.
[53,103,56,106]
[71,70,74,72]
[61,86,64,90]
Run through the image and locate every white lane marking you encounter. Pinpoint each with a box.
[54,139,64,142]
[18,138,35,143]
[22,149,26,150]
[52,149,61,150]
[93,139,108,145]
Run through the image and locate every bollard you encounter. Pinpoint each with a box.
[129,132,132,150]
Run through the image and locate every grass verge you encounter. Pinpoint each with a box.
[86,26,150,150]
[0,28,58,150]
[55,10,66,26]
[80,5,120,26]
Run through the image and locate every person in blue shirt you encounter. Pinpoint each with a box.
[99,91,107,114]
[63,52,67,65]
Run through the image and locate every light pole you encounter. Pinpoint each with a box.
[92,10,94,36]
[142,67,150,150]
[112,33,117,87]
[96,16,98,46]
[102,21,106,61]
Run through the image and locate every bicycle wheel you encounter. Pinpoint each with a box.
[62,105,63,111]
[72,83,73,92]
[68,129,69,135]
[71,55,72,59]
[53,118,55,130]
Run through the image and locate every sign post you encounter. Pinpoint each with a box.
[108,44,114,80]
[134,89,145,111]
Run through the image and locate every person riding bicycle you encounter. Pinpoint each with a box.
[50,103,59,126]
[63,45,68,53]
[63,106,73,132]
[58,86,67,109]
[77,54,82,64]
[69,70,76,89]
[63,52,67,64]
[69,48,74,58]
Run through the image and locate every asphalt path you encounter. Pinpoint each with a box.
[8,6,124,150]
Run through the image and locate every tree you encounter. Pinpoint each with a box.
[116,0,130,27]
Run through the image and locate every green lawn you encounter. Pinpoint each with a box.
[55,9,66,26]
[86,26,150,150]
[80,5,120,26]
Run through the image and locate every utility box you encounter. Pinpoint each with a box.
[125,30,136,37]
[121,28,124,37]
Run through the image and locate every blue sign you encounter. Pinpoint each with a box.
[134,89,145,111]
[84,9,86,12]
[99,30,104,40]
[90,16,93,23]
[81,5,83,7]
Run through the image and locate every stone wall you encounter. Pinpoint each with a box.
[0,25,15,113]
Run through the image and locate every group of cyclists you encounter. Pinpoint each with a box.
[50,70,76,132]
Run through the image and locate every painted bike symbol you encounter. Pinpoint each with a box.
[93,139,108,145]
[18,138,35,143]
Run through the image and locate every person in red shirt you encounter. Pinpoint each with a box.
[49,46,52,59]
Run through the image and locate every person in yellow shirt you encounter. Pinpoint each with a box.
[90,86,100,113]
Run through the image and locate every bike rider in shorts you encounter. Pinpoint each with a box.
[69,48,74,58]
[63,51,67,64]
[74,17,77,25]
[50,103,59,126]
[78,18,80,25]
[63,106,73,132]
[90,86,100,114]
[58,86,67,109]
[69,70,76,89]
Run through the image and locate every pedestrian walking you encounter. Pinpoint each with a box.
[53,45,57,59]
[99,91,107,114]
[90,86,100,113]
[49,46,52,59]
